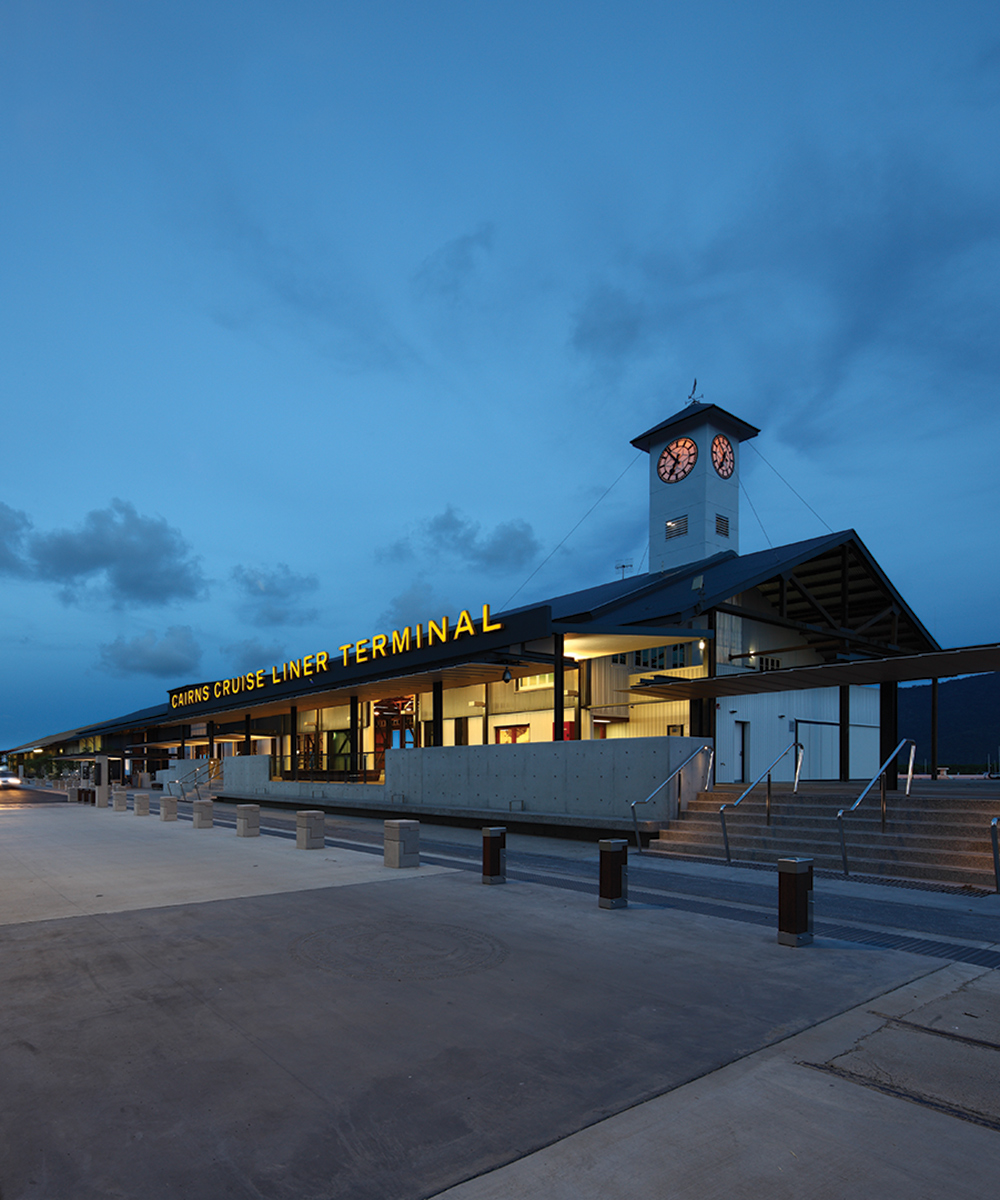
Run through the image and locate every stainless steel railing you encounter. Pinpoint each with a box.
[991,817,999,894]
[631,744,714,854]
[168,758,220,802]
[719,740,804,864]
[836,738,916,875]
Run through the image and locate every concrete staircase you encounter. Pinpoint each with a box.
[644,780,1000,890]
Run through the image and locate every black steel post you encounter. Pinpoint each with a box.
[207,720,215,761]
[289,706,297,781]
[553,632,565,740]
[839,685,851,781]
[349,695,359,776]
[777,857,814,946]
[432,680,443,748]
[244,713,252,757]
[879,681,899,790]
[482,827,507,884]
[930,678,939,780]
[598,839,628,909]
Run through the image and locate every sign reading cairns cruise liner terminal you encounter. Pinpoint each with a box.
[169,604,505,710]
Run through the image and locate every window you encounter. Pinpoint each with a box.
[495,725,530,744]
[716,514,729,537]
[453,716,469,746]
[516,672,554,691]
[665,515,688,540]
[612,644,692,669]
[759,657,781,672]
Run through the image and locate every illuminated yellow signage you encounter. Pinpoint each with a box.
[169,604,504,709]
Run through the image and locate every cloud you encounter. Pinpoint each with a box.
[568,143,1000,449]
[98,626,202,678]
[414,223,494,302]
[381,505,540,574]
[219,637,286,673]
[27,499,206,607]
[0,501,31,575]
[211,191,415,371]
[378,578,455,630]
[571,284,648,363]
[231,562,320,627]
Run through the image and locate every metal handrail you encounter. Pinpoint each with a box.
[991,818,999,894]
[168,758,219,802]
[631,744,714,854]
[719,740,804,864]
[836,738,916,875]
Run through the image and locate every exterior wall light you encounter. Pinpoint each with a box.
[502,668,512,683]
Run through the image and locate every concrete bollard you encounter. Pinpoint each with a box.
[482,827,507,884]
[192,799,214,829]
[296,810,326,850]
[598,839,628,909]
[777,857,814,946]
[113,790,128,812]
[159,796,178,822]
[236,804,260,838]
[384,819,420,868]
[133,793,150,816]
[67,786,78,804]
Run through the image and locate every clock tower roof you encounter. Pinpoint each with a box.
[630,401,760,453]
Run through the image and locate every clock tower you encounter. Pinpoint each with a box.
[631,400,760,574]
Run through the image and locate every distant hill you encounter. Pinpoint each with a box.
[898,673,1000,771]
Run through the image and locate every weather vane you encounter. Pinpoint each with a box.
[688,378,703,403]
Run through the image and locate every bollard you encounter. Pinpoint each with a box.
[159,796,178,822]
[384,819,419,868]
[296,810,326,850]
[134,793,150,816]
[236,804,260,838]
[777,857,814,946]
[482,827,507,884]
[192,799,214,829]
[67,786,78,804]
[113,790,128,812]
[598,839,628,909]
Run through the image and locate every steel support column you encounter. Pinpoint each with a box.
[207,720,215,761]
[930,677,939,779]
[553,633,565,740]
[839,685,851,781]
[879,681,898,790]
[349,696,359,775]
[432,680,443,748]
[244,713,251,757]
[289,706,297,781]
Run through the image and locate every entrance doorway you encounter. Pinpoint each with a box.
[735,721,749,783]
[373,697,417,775]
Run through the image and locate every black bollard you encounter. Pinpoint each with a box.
[777,857,814,946]
[482,827,507,884]
[598,839,628,909]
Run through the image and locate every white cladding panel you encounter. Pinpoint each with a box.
[714,685,879,783]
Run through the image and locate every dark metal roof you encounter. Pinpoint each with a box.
[505,530,937,660]
[629,645,1000,701]
[630,401,760,451]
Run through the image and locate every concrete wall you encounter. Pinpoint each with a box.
[219,736,713,828]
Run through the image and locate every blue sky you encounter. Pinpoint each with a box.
[1,0,998,748]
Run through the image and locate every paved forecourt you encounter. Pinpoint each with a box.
[1,793,998,1200]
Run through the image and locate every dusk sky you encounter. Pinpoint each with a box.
[2,0,998,750]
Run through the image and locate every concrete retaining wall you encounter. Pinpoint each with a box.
[219,737,713,828]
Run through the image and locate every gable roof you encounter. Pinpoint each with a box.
[511,529,938,660]
[631,401,760,451]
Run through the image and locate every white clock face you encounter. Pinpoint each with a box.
[657,437,698,483]
[712,434,735,478]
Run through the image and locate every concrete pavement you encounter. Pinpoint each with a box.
[1,789,998,1199]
